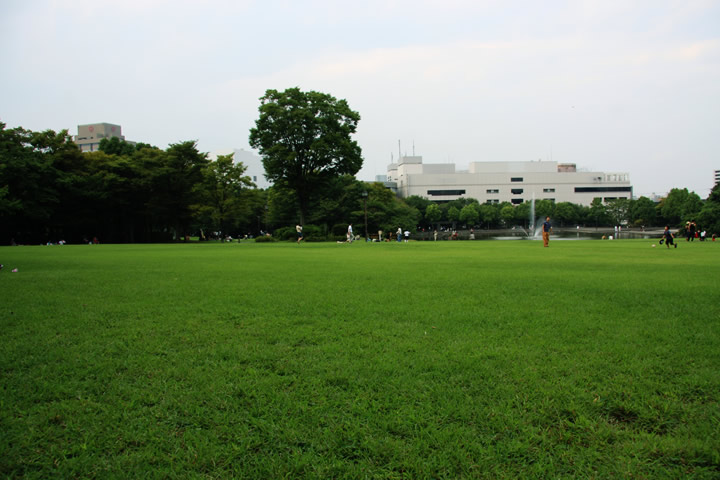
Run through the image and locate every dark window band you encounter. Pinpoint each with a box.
[427,190,466,196]
[575,187,632,193]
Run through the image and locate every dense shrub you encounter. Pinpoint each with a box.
[274,226,296,241]
[254,235,276,243]
[302,224,326,242]
[274,224,327,241]
[332,223,349,236]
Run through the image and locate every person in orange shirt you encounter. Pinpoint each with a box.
[542,216,552,247]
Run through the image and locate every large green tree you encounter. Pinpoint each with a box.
[658,188,702,226]
[156,141,209,239]
[478,203,498,229]
[605,198,630,226]
[589,198,608,227]
[459,203,480,227]
[629,196,657,227]
[697,183,720,234]
[249,88,363,224]
[425,203,442,229]
[553,202,578,226]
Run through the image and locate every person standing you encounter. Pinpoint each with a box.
[296,224,303,244]
[433,229,438,241]
[403,229,410,243]
[347,223,353,243]
[542,216,552,247]
[689,221,696,242]
[662,226,677,249]
[396,227,402,243]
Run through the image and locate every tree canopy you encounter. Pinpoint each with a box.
[249,88,363,224]
[3,120,720,244]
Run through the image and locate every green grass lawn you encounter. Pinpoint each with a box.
[1,239,719,478]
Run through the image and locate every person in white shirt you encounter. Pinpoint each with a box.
[347,224,353,243]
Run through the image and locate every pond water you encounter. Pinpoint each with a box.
[415,229,662,241]
[488,230,659,241]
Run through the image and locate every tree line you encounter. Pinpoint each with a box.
[2,87,719,244]
[404,187,719,234]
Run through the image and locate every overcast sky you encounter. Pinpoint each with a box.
[2,0,718,198]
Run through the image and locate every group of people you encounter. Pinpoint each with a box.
[684,220,708,242]
[293,217,559,246]
[660,223,716,248]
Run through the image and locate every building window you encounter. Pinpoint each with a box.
[575,187,632,193]
[253,176,257,182]
[511,177,523,182]
[486,189,499,194]
[486,199,499,204]
[511,198,523,205]
[427,189,466,196]
[543,188,555,193]
[511,188,523,195]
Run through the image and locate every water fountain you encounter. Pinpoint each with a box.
[526,194,541,239]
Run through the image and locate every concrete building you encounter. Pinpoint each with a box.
[386,156,632,206]
[208,148,271,189]
[715,169,719,186]
[73,123,130,152]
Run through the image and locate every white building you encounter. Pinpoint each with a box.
[208,148,271,189]
[387,156,632,206]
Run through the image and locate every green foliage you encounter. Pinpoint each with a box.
[275,224,325,241]
[697,183,720,234]
[447,205,460,223]
[629,196,657,226]
[535,199,555,219]
[99,136,137,155]
[605,198,630,226]
[300,224,326,241]
[0,122,264,243]
[478,203,497,228]
[515,202,531,227]
[459,203,479,226]
[249,88,363,224]
[192,154,256,234]
[658,188,703,226]
[1,242,719,478]
[500,204,515,226]
[589,197,609,227]
[553,202,578,226]
[404,195,430,224]
[254,234,277,242]
[425,203,442,226]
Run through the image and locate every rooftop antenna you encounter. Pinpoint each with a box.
[398,140,402,161]
[412,140,415,156]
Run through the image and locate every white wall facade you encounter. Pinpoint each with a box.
[387,157,632,206]
[209,148,271,189]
